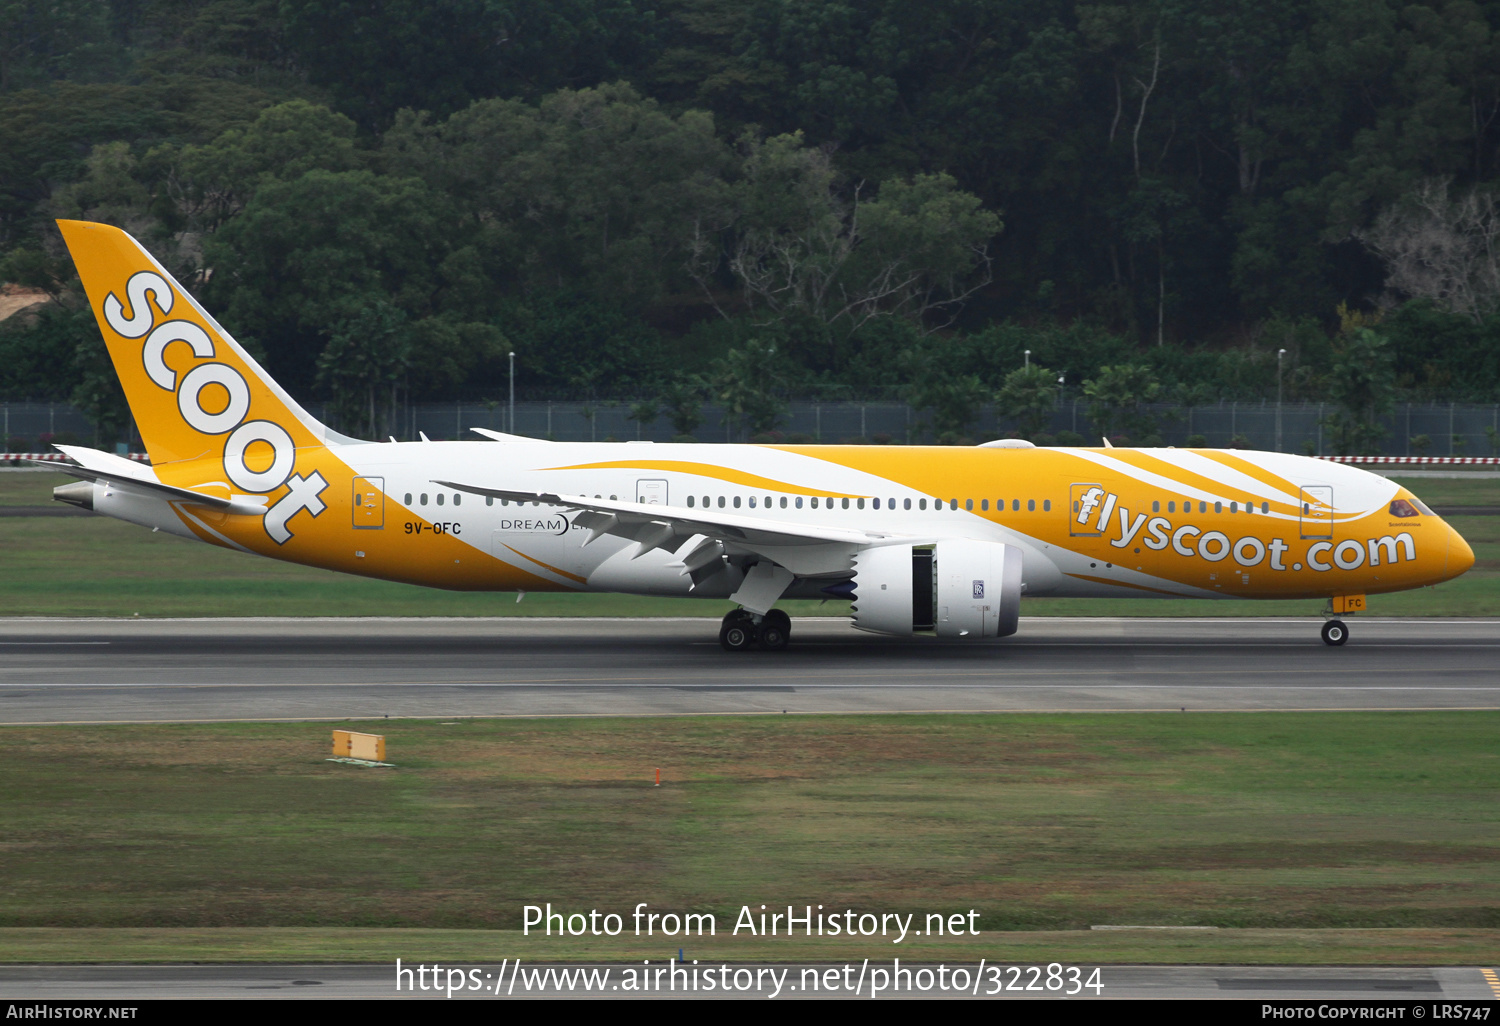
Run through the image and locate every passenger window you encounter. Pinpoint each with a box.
[904,498,912,510]
[857,498,865,509]
[1199,502,1206,513]
[1027,499,1035,511]
[888,498,895,509]
[842,498,850,509]
[1261,502,1269,514]
[780,496,788,508]
[1214,501,1221,513]
[1168,501,1175,513]
[420,493,428,505]
[1152,501,1160,513]
[748,496,756,508]
[965,499,973,511]
[454,494,461,506]
[486,496,493,506]
[718,496,725,508]
[1230,502,1236,513]
[436,494,444,506]
[1043,499,1051,511]
[919,499,927,510]
[404,492,412,504]
[1012,500,1020,511]
[947,499,955,510]
[687,496,695,508]
[765,496,771,507]
[734,496,741,508]
[795,497,803,508]
[981,499,989,511]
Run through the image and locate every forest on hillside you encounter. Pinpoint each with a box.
[1,0,1498,449]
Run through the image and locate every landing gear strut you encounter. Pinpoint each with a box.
[1321,619,1348,646]
[719,608,791,651]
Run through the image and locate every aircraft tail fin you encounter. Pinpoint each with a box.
[56,219,347,467]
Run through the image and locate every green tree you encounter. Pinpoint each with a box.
[0,0,115,93]
[384,83,731,312]
[314,299,413,440]
[70,320,128,445]
[903,344,990,443]
[0,302,85,400]
[657,376,705,438]
[1083,363,1161,444]
[496,289,668,400]
[166,100,363,230]
[709,338,786,439]
[202,169,459,393]
[1323,328,1395,455]
[723,132,1000,360]
[996,364,1059,440]
[283,0,664,129]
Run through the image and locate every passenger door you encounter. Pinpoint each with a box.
[636,479,668,505]
[352,476,384,529]
[1069,483,1106,536]
[1299,485,1332,539]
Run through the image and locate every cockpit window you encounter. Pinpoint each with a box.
[1389,498,1423,518]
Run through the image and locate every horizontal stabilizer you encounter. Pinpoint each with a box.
[47,445,267,516]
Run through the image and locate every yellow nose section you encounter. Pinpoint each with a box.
[1446,523,1476,580]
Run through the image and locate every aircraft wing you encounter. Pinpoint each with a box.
[435,479,919,578]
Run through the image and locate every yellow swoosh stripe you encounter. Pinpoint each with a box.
[503,544,588,585]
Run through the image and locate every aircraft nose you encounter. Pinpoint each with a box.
[1446,521,1475,579]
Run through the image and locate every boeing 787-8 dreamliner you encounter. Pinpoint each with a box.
[46,220,1474,649]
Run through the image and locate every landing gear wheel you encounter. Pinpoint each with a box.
[1321,619,1348,646]
[756,620,789,651]
[764,608,791,639]
[719,611,755,652]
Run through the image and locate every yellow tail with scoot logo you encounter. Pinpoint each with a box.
[58,219,354,554]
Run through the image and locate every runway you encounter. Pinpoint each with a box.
[1,962,1496,1000]
[0,616,1497,723]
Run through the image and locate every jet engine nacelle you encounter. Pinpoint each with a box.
[849,540,1022,638]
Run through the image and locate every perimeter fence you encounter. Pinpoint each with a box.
[5,399,1500,457]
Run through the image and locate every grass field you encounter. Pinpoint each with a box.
[2,926,1495,966]
[0,713,1496,965]
[1,470,1496,617]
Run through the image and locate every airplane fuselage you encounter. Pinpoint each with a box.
[78,438,1472,605]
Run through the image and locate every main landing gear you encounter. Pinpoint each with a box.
[1321,619,1348,646]
[719,608,791,652]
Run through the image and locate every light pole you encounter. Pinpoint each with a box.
[1276,348,1286,452]
[508,351,515,436]
[1024,349,1031,370]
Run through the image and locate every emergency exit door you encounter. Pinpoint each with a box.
[636,479,668,505]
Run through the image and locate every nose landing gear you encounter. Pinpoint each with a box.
[719,608,792,651]
[1321,619,1348,646]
